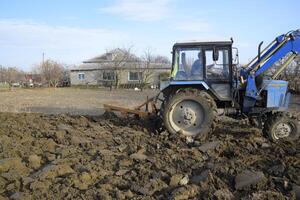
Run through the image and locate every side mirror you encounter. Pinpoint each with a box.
[213,48,219,61]
[232,47,239,65]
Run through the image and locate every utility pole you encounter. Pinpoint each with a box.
[42,52,45,66]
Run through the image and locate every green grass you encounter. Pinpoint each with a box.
[0,83,9,88]
[0,83,10,91]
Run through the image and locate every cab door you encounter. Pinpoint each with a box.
[203,46,233,100]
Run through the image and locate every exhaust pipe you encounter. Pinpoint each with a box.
[258,41,264,62]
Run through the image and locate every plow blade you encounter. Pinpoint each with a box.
[103,96,158,118]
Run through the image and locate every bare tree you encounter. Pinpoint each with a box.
[0,65,5,83]
[154,55,171,64]
[140,48,171,90]
[140,48,155,89]
[294,56,300,77]
[107,47,135,88]
[0,65,25,86]
[277,55,300,93]
[7,67,25,85]
[288,56,300,93]
[34,59,66,87]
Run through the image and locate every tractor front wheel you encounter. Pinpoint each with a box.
[263,112,300,142]
[163,91,216,140]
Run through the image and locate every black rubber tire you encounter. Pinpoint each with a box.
[263,112,300,142]
[162,89,216,141]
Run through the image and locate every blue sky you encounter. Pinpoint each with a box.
[0,0,299,71]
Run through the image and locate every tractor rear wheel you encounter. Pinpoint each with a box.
[163,90,216,140]
[263,112,300,142]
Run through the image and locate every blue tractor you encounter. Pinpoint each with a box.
[160,29,300,142]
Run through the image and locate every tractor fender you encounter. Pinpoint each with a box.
[161,80,209,90]
[160,80,216,99]
[169,81,210,90]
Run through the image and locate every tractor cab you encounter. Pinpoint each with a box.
[169,41,234,100]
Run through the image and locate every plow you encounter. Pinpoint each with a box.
[104,95,159,118]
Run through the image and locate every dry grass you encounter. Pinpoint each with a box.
[0,88,158,115]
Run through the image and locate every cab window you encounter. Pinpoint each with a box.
[173,47,204,80]
[205,49,230,80]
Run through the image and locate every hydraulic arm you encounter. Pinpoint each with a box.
[243,29,300,77]
[241,29,300,111]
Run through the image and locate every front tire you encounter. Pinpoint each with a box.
[263,112,300,142]
[163,90,216,140]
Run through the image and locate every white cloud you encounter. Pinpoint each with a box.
[0,19,127,49]
[100,0,173,21]
[0,19,130,70]
[174,19,213,32]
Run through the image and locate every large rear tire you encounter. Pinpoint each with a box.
[163,90,216,140]
[263,112,300,142]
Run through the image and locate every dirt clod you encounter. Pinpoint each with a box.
[130,152,148,161]
[213,189,234,200]
[235,170,267,190]
[170,174,184,187]
[0,158,26,174]
[198,141,220,152]
[190,170,210,184]
[292,185,300,199]
[72,171,97,190]
[179,175,189,186]
[27,155,41,169]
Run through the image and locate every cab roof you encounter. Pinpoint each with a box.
[173,40,233,47]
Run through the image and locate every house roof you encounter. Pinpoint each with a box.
[71,48,171,71]
[71,63,103,71]
[70,62,171,71]
[83,48,141,63]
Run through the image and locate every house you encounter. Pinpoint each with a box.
[70,49,171,88]
[24,74,42,87]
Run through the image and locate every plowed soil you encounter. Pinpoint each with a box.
[0,112,299,199]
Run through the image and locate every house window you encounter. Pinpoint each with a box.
[128,72,142,81]
[103,71,115,80]
[78,73,85,80]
